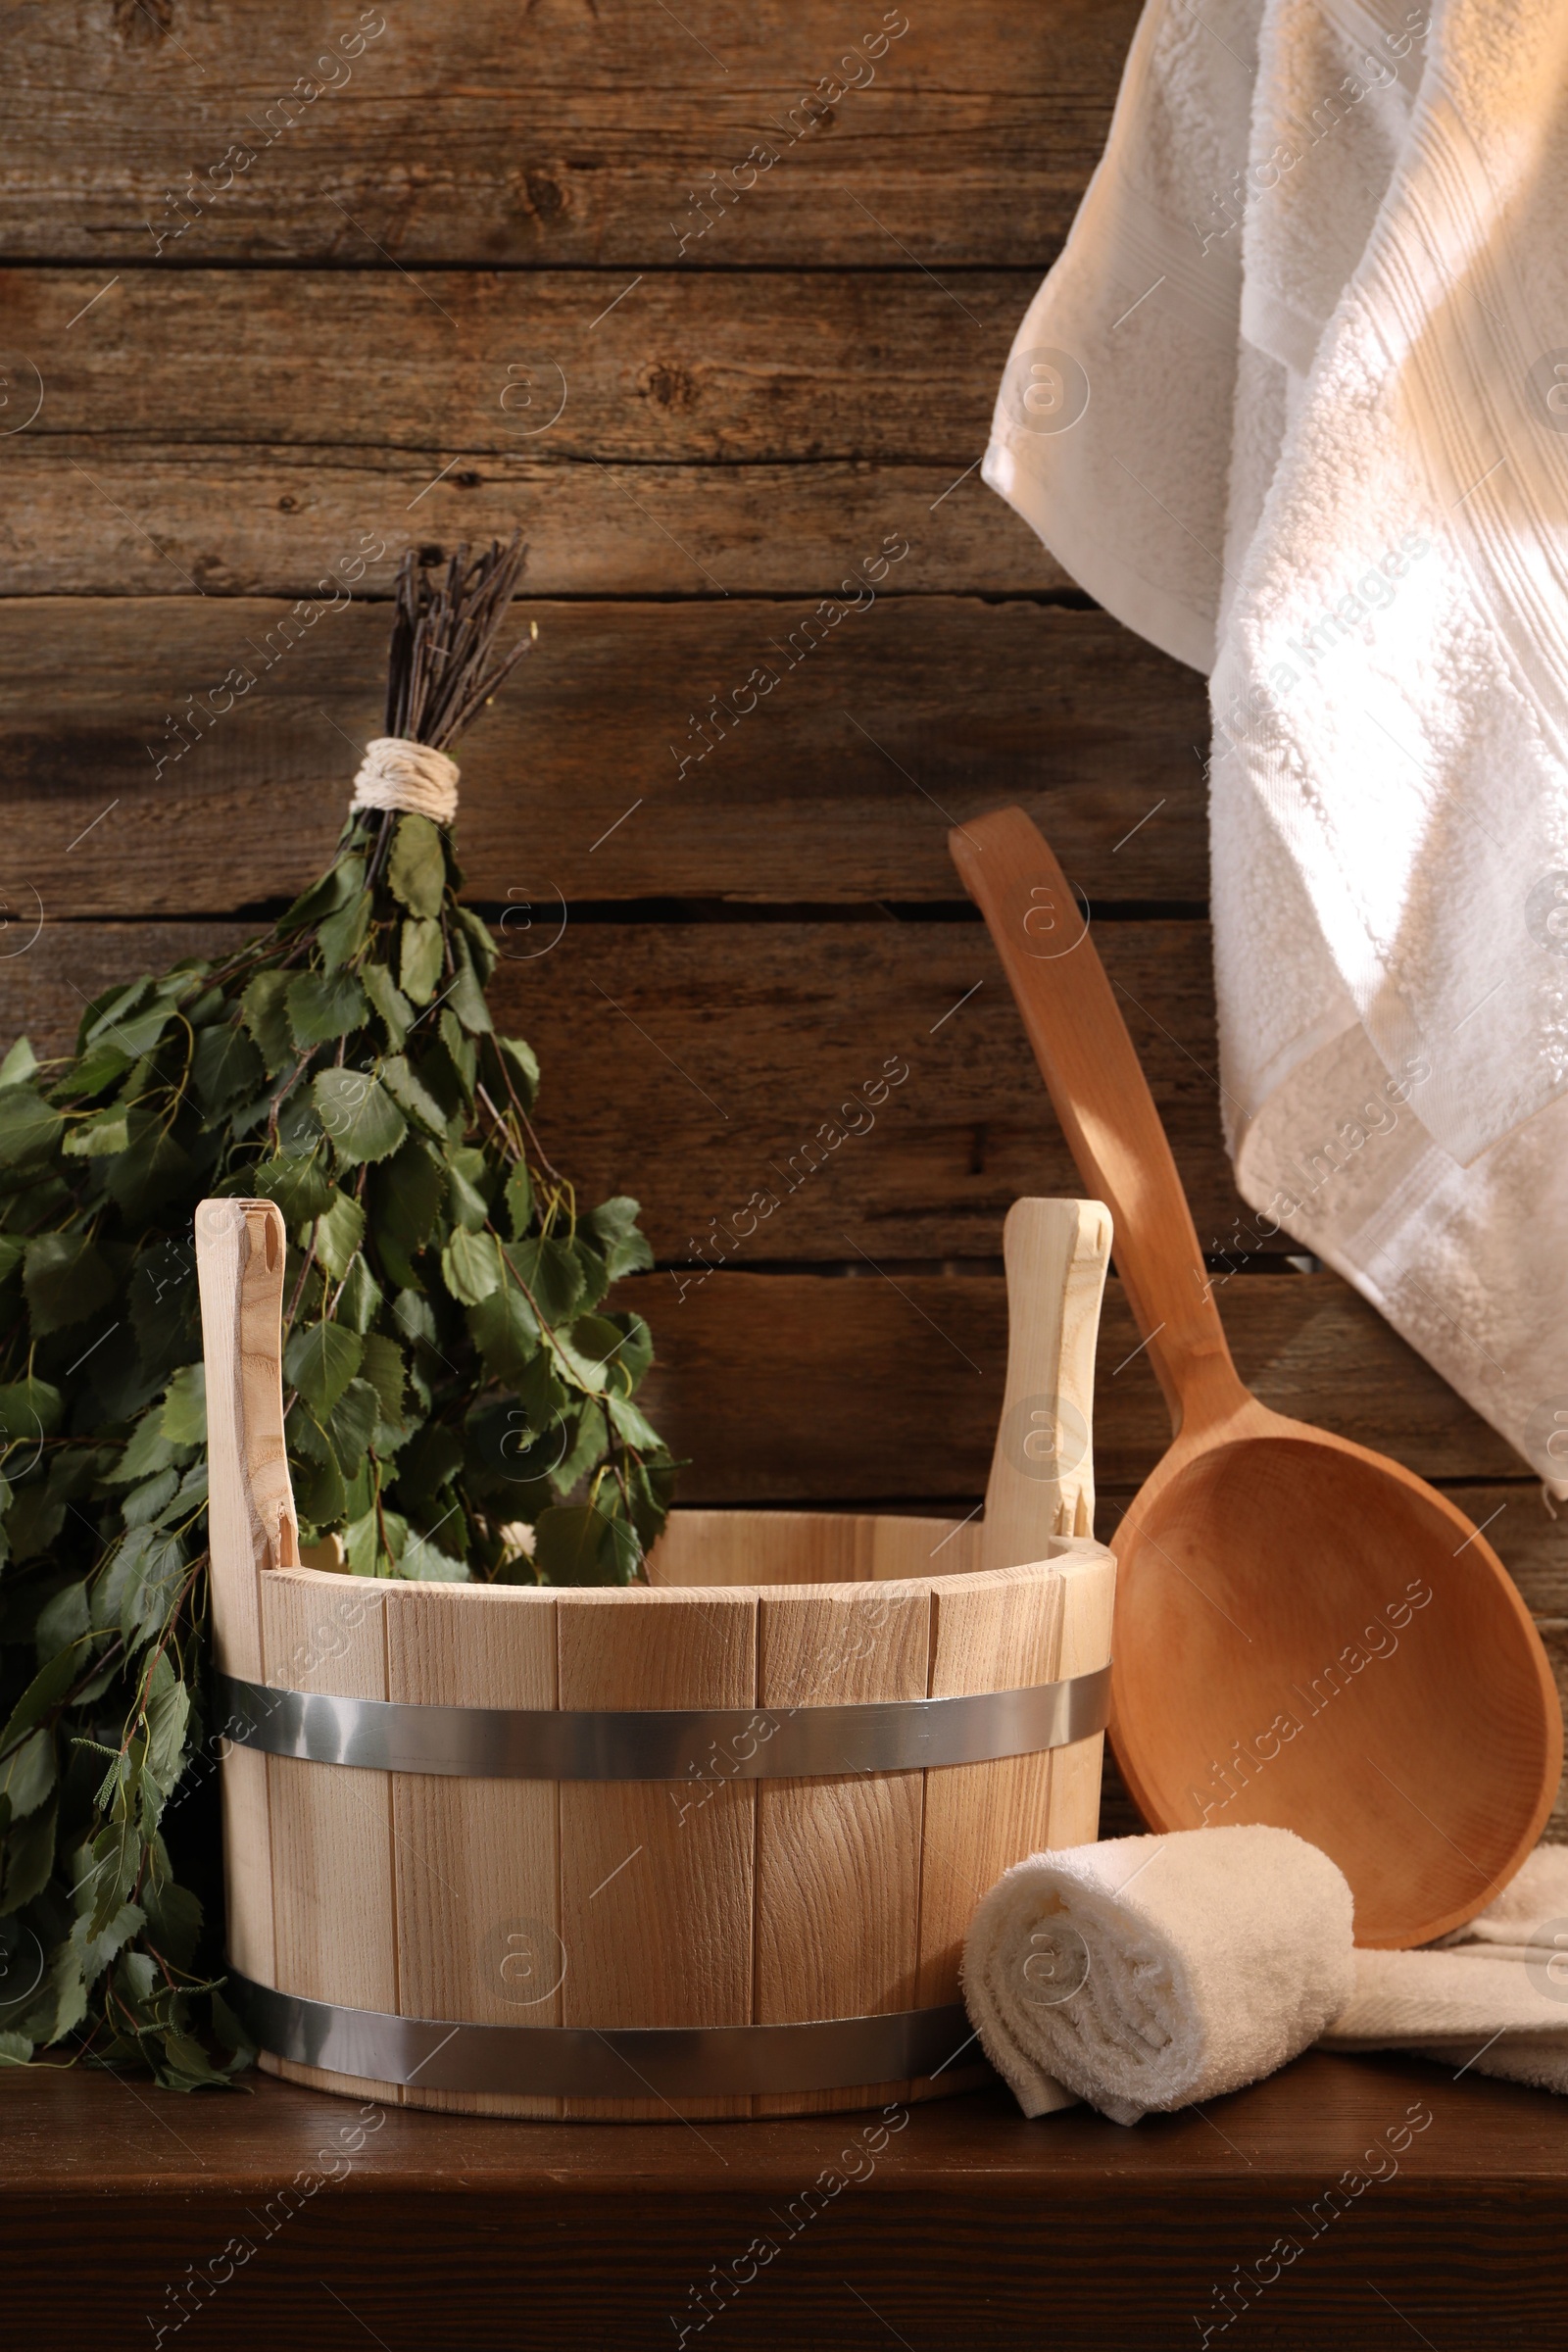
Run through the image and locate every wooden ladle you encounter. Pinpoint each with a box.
[952,806,1561,1946]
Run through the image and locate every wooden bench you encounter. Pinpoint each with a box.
[6,2052,1565,2348]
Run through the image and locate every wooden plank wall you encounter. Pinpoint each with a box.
[3,0,1562,1836]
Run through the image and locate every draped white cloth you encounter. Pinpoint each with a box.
[985,0,1568,1486]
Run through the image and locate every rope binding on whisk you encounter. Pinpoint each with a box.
[346,534,536,826]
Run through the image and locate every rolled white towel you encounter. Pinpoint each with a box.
[962,1827,1355,2124]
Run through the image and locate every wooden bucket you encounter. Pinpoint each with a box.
[196,1195,1116,2119]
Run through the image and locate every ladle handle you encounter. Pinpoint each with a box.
[951,807,1248,1437]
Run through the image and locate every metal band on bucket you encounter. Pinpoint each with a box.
[215,1664,1110,1781]
[227,1973,988,2097]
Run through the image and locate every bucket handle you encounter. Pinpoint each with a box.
[196,1197,299,1681]
[981,1198,1112,1572]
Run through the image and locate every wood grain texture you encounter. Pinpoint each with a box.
[0,599,1207,909]
[1102,1484,1568,1629]
[257,1571,402,2107]
[3,918,1255,1257]
[752,1579,929,2115]
[917,1560,1068,2008]
[555,1585,757,2119]
[380,1583,563,2119]
[0,448,1069,600]
[194,1202,278,1682]
[2,267,1039,464]
[649,1508,975,1587]
[193,1200,281,1988]
[0,0,1137,265]
[1042,1541,1117,1850]
[638,1271,1531,1495]
[12,2055,1568,2352]
[981,1199,1111,1564]
[0,265,1072,594]
[1443,1487,1568,1623]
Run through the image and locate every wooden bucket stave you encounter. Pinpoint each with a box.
[197,1196,1116,2121]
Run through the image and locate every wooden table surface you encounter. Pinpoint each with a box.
[8,2050,1567,2350]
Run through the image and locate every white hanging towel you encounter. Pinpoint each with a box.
[985,0,1568,1487]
